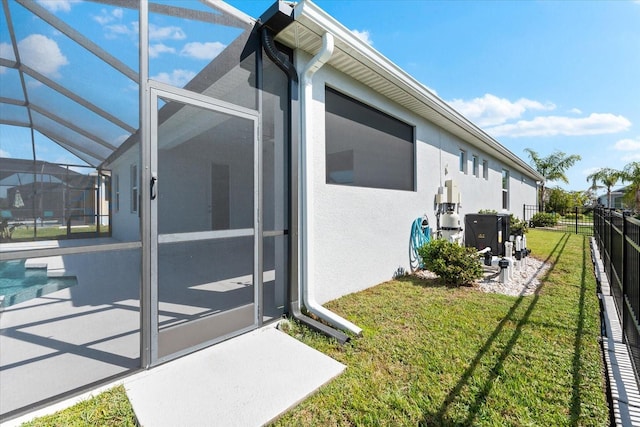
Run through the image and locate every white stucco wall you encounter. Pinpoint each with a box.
[298,55,538,304]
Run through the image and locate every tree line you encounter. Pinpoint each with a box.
[524,149,640,213]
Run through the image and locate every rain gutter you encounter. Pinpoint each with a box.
[258,1,362,343]
[298,32,362,336]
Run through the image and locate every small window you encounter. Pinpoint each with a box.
[114,174,120,212]
[472,155,479,178]
[502,169,509,210]
[130,164,138,214]
[459,150,467,173]
[482,160,489,180]
[325,87,414,191]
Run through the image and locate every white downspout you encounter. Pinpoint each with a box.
[299,32,362,336]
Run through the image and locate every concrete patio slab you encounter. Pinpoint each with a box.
[125,325,345,427]
[2,325,345,427]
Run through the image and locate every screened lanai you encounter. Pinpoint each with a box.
[1,0,291,420]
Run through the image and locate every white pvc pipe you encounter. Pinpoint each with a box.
[299,32,362,336]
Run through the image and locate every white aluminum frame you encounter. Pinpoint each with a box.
[147,81,262,366]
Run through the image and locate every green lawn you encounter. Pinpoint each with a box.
[21,386,136,427]
[21,230,609,426]
[7,224,109,241]
[272,230,609,426]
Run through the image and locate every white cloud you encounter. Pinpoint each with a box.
[569,108,582,114]
[352,29,373,46]
[582,166,602,176]
[151,69,196,87]
[614,137,640,151]
[0,42,15,64]
[448,93,555,127]
[93,15,111,26]
[93,8,123,25]
[149,43,176,58]
[93,11,113,25]
[486,113,631,138]
[18,34,68,77]
[616,136,640,162]
[180,42,225,60]
[104,23,137,39]
[0,148,11,158]
[36,0,80,13]
[149,24,186,41]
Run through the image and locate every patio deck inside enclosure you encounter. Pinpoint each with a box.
[1,0,291,419]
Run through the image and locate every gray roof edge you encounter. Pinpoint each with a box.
[259,0,295,33]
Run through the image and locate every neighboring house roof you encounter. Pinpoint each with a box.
[271,0,545,182]
[0,158,82,182]
[597,186,629,200]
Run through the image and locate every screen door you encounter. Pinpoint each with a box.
[149,85,260,363]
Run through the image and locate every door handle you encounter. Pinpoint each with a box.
[150,174,157,200]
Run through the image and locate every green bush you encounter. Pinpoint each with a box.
[417,239,483,286]
[509,214,528,235]
[477,210,528,235]
[531,212,557,227]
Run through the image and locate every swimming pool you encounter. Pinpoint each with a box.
[0,260,77,308]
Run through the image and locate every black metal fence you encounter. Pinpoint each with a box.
[594,207,640,383]
[523,204,594,235]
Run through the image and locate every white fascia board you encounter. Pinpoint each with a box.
[288,0,544,182]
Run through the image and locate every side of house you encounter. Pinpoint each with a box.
[273,1,540,303]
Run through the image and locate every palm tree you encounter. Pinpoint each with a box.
[586,167,621,208]
[524,149,581,212]
[619,161,640,212]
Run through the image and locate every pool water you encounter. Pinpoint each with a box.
[0,260,77,308]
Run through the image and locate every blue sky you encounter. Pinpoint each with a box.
[2,0,639,195]
[230,0,640,193]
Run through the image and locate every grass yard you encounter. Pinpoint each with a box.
[20,386,136,427]
[19,230,609,426]
[272,230,609,426]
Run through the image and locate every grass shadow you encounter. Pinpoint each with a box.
[420,233,571,426]
[569,235,589,425]
[396,274,452,289]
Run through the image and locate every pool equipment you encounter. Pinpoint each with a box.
[498,257,511,284]
[435,180,463,244]
[465,213,510,256]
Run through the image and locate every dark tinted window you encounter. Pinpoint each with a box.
[325,87,414,190]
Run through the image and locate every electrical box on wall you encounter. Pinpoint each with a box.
[464,213,510,255]
[436,180,461,205]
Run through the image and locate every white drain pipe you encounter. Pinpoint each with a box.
[299,32,362,336]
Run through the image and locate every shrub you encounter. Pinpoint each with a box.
[531,212,557,227]
[417,239,483,286]
[509,214,528,235]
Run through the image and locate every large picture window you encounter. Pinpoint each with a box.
[325,87,414,191]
